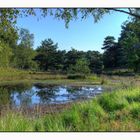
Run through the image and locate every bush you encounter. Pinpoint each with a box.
[68,58,90,75]
[67,74,86,79]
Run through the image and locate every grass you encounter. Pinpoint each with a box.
[98,91,129,112]
[0,86,140,131]
[0,67,140,131]
[0,67,29,81]
[0,67,102,86]
[1,67,140,88]
[0,67,67,81]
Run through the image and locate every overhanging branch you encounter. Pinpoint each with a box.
[107,8,140,19]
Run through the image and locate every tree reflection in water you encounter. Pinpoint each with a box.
[37,86,60,103]
[7,83,33,107]
[0,88,11,108]
[66,86,82,94]
[0,83,103,109]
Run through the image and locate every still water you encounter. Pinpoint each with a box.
[0,84,104,108]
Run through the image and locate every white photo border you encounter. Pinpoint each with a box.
[0,0,140,7]
[0,0,140,140]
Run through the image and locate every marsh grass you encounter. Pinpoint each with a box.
[0,86,140,131]
[98,91,129,112]
[128,102,140,119]
[0,68,102,87]
[0,67,66,81]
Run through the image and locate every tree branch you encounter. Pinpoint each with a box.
[128,8,133,14]
[107,8,140,19]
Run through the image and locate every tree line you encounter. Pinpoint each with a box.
[0,27,103,74]
[0,12,140,74]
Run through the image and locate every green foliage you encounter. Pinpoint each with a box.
[1,8,140,132]
[0,41,13,67]
[102,36,116,50]
[35,38,60,71]
[1,8,140,74]
[86,51,103,74]
[34,43,103,74]
[68,58,90,75]
[12,45,37,70]
[1,8,140,29]
[11,28,37,70]
[19,28,34,48]
[64,48,85,69]
[118,19,140,72]
[0,23,18,48]
[102,36,119,68]
[102,35,129,70]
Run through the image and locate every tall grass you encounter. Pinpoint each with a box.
[0,86,140,131]
[0,67,30,81]
[0,67,66,81]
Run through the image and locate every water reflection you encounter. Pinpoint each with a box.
[0,88,11,107]
[37,86,59,103]
[0,84,104,108]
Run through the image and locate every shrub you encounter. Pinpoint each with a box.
[68,58,90,75]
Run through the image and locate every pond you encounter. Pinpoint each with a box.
[0,83,105,109]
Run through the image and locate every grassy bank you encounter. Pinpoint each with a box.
[1,67,139,87]
[0,67,103,86]
[0,67,67,81]
[0,86,140,131]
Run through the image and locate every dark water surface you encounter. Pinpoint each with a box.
[0,83,104,109]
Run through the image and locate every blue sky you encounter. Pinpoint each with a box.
[17,9,129,52]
